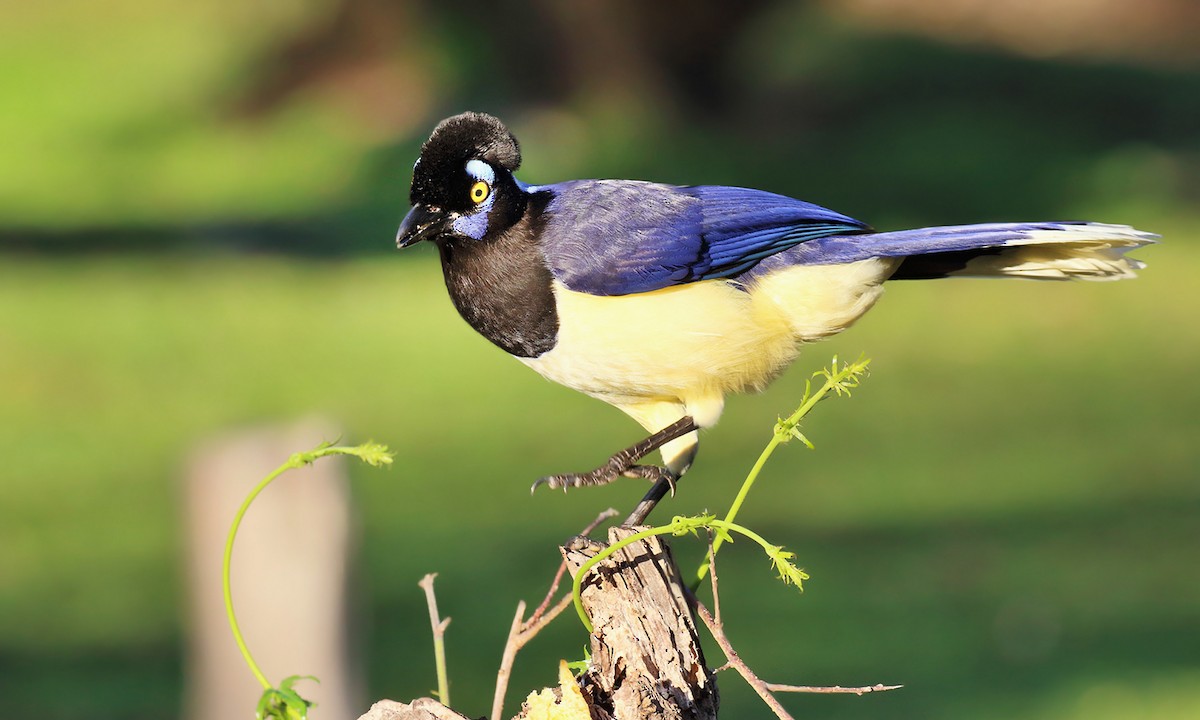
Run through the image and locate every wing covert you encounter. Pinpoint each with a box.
[540,181,869,295]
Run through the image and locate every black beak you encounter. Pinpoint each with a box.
[396,204,450,248]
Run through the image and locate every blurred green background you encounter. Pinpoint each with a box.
[1,1,1198,718]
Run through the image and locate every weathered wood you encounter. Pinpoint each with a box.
[361,526,719,719]
[561,527,719,720]
[357,698,473,720]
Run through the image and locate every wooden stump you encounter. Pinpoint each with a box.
[560,527,719,720]
[357,526,719,719]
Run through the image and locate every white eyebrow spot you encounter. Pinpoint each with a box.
[465,159,495,184]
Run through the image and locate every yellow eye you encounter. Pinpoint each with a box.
[470,180,490,204]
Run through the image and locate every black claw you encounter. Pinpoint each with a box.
[532,475,586,493]
[532,467,623,493]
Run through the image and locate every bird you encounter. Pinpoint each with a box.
[395,111,1154,524]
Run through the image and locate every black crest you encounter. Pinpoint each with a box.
[411,112,521,207]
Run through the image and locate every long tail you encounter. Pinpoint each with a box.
[780,221,1156,281]
[876,222,1156,281]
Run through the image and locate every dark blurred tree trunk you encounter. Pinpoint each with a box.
[230,0,434,136]
[231,0,772,131]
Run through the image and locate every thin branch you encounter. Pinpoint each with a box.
[418,573,451,707]
[581,507,621,535]
[491,594,579,720]
[695,600,795,720]
[764,682,903,695]
[528,562,569,626]
[529,508,618,624]
[705,529,721,625]
[697,599,902,718]
[491,508,618,720]
[490,600,526,720]
[523,591,575,639]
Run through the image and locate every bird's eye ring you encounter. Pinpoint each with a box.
[470,180,490,204]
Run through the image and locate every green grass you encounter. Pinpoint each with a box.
[0,226,1196,718]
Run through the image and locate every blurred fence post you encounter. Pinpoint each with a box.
[182,418,362,720]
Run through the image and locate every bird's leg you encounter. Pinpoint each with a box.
[624,468,684,526]
[532,417,697,496]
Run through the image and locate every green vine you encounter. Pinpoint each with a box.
[570,514,809,632]
[222,440,394,720]
[569,355,870,633]
[696,354,870,584]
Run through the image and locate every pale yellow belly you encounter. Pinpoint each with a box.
[520,258,896,429]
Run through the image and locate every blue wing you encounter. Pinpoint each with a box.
[539,181,869,296]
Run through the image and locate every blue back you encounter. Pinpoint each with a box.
[540,180,869,296]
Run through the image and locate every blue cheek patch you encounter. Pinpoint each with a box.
[452,193,495,240]
[453,159,499,239]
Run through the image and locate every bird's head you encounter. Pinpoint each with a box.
[396,112,527,248]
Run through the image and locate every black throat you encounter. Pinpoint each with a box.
[436,193,558,358]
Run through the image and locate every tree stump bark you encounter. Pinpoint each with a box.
[356,526,719,720]
[560,527,719,720]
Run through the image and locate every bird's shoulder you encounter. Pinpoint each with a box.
[540,179,699,229]
[530,180,868,296]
